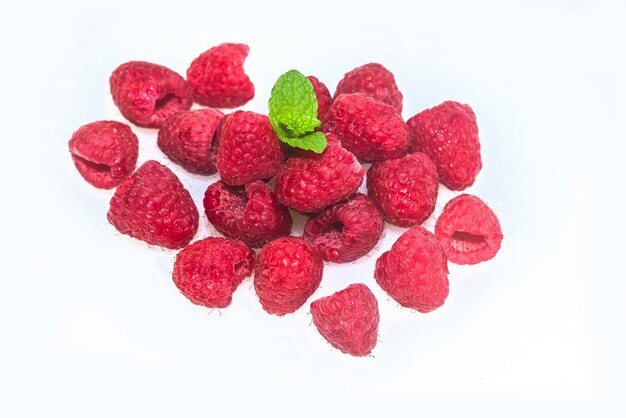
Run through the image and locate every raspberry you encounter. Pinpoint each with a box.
[109,61,192,129]
[203,180,292,248]
[172,237,255,309]
[325,93,409,162]
[107,160,199,249]
[216,111,285,186]
[435,194,503,265]
[157,108,224,174]
[275,134,364,213]
[366,152,439,227]
[310,283,379,356]
[407,101,482,190]
[334,63,403,112]
[304,194,383,263]
[186,43,254,108]
[375,226,449,313]
[68,121,138,189]
[307,75,333,125]
[254,237,323,315]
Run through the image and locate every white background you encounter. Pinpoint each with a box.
[1,1,625,416]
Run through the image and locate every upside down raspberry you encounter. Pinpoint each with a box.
[172,237,255,309]
[435,194,503,265]
[310,283,379,357]
[68,120,138,189]
[407,101,482,190]
[325,93,409,162]
[254,237,323,315]
[334,63,403,112]
[216,111,285,186]
[107,160,199,249]
[375,226,449,313]
[307,75,333,125]
[157,108,224,174]
[304,194,383,263]
[186,43,254,108]
[203,180,292,248]
[275,134,364,213]
[109,61,192,128]
[367,152,439,227]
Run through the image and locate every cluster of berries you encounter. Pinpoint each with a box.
[69,43,503,357]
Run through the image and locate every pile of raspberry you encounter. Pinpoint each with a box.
[69,43,503,357]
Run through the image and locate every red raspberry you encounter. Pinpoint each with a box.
[254,237,323,316]
[186,43,254,108]
[275,135,364,213]
[107,160,199,249]
[435,194,503,265]
[304,194,383,263]
[407,101,482,190]
[203,180,292,248]
[325,93,409,162]
[334,63,403,112]
[310,283,379,356]
[367,152,439,227]
[375,226,449,313]
[68,121,138,189]
[109,61,192,129]
[157,108,224,174]
[307,75,333,125]
[172,237,255,309]
[216,111,285,186]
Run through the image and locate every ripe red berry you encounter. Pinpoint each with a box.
[334,63,403,112]
[186,43,254,108]
[435,194,503,265]
[310,283,379,356]
[307,75,333,124]
[172,237,255,309]
[109,61,192,128]
[407,101,482,190]
[304,194,383,263]
[216,111,285,186]
[325,93,409,162]
[367,152,439,227]
[275,134,364,213]
[203,180,292,248]
[157,108,224,174]
[375,226,449,313]
[107,160,199,249]
[254,237,323,316]
[68,120,138,189]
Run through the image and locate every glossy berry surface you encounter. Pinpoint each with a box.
[435,194,503,265]
[367,152,439,227]
[110,61,192,128]
[157,108,224,174]
[407,101,481,190]
[304,194,383,263]
[216,111,285,186]
[186,43,254,108]
[325,93,409,162]
[254,237,323,316]
[334,63,403,112]
[310,283,379,357]
[68,120,138,189]
[107,160,199,249]
[375,226,449,313]
[173,237,255,309]
[203,180,292,248]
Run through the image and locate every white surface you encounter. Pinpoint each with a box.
[1,1,625,416]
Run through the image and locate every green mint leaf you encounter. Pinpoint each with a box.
[269,69,327,153]
[276,130,328,154]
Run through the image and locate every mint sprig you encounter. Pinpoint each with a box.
[268,70,327,153]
